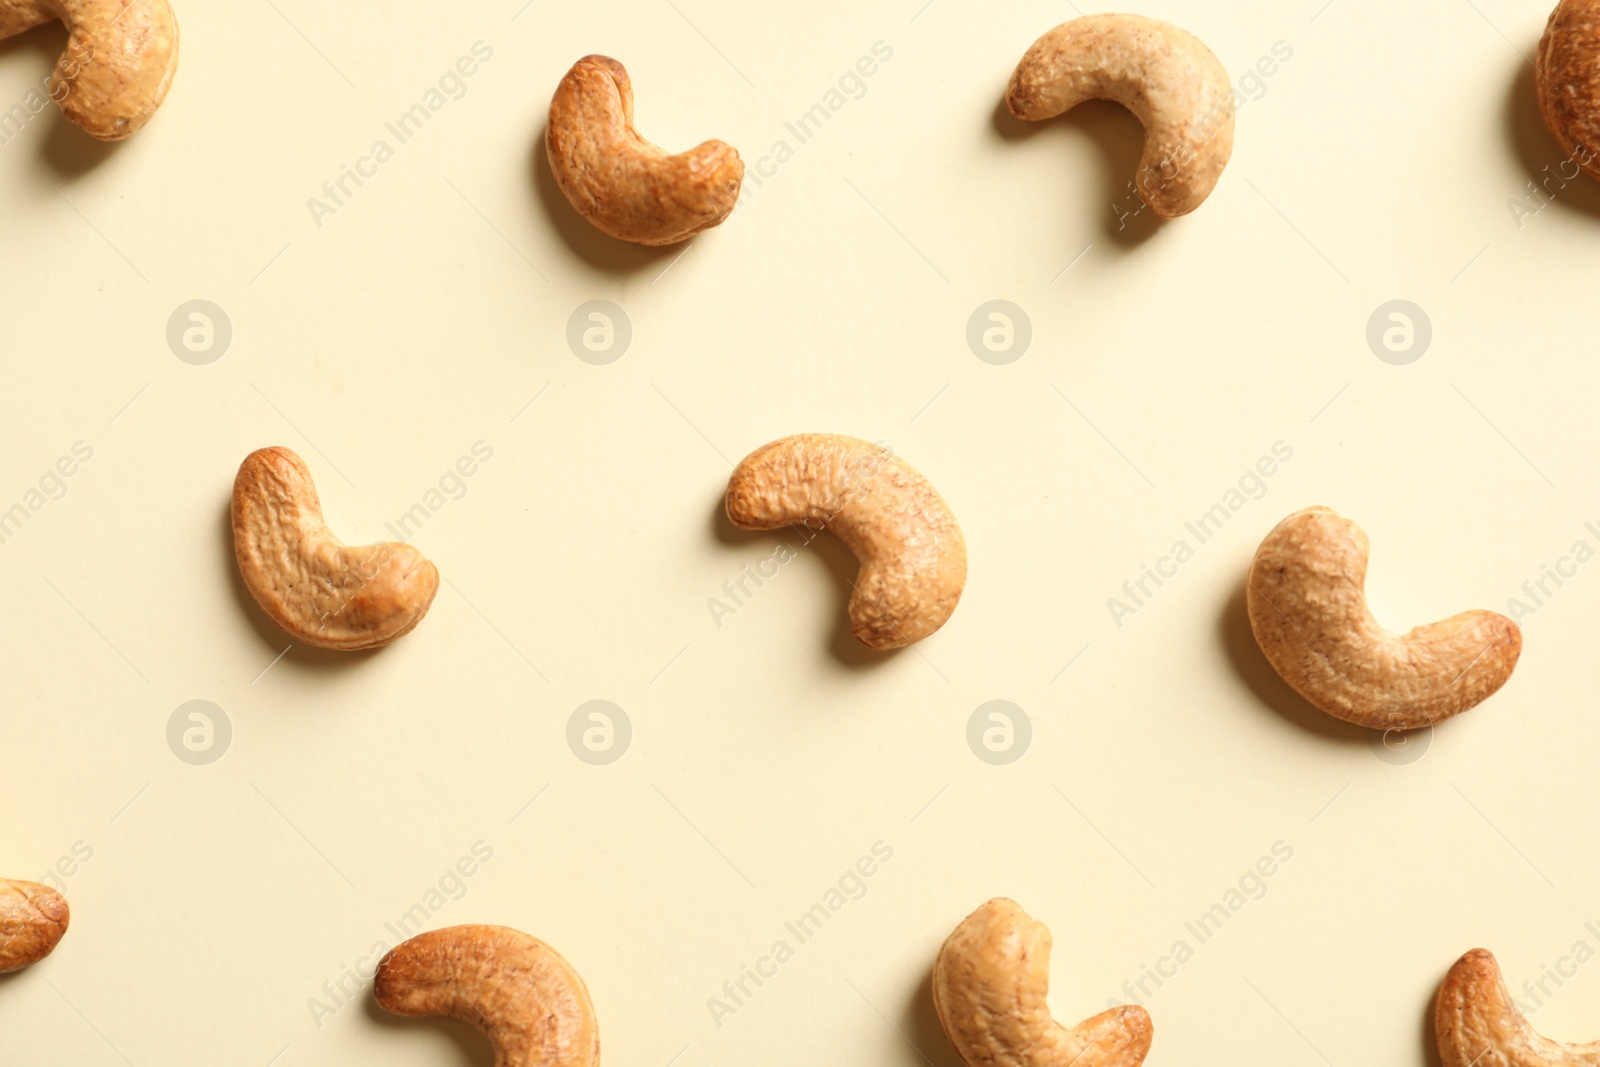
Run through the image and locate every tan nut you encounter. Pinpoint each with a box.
[725,434,966,650]
[375,925,599,1067]
[546,54,743,245]
[1247,506,1521,730]
[232,446,438,651]
[1436,948,1600,1067]
[1006,14,1234,218]
[0,0,179,140]
[0,879,69,973]
[934,898,1153,1067]
[1538,0,1600,182]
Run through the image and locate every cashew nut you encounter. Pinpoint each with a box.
[232,446,439,651]
[724,434,966,650]
[1246,506,1521,730]
[1436,948,1600,1067]
[0,879,68,973]
[934,898,1153,1067]
[0,0,179,140]
[1538,0,1600,181]
[375,925,600,1067]
[1005,14,1234,218]
[546,54,744,245]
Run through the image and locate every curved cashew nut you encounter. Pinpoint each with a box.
[724,434,966,650]
[1437,948,1600,1067]
[0,0,179,140]
[546,54,744,246]
[1538,0,1600,182]
[375,925,600,1067]
[1246,506,1521,730]
[0,879,69,973]
[934,898,1152,1067]
[1005,14,1234,218]
[232,447,439,651]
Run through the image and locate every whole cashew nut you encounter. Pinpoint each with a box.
[1538,0,1600,181]
[0,0,179,140]
[1437,948,1600,1067]
[1246,506,1521,730]
[232,446,439,651]
[375,925,600,1067]
[546,54,744,246]
[0,879,69,973]
[934,898,1153,1067]
[1006,14,1234,218]
[724,434,966,650]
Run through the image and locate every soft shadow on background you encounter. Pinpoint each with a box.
[363,993,494,1067]
[1505,62,1600,223]
[531,126,680,274]
[1216,578,1368,745]
[905,962,964,1067]
[989,96,1163,247]
[710,497,899,671]
[1421,979,1444,1067]
[0,24,122,176]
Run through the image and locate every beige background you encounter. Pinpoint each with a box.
[1,0,1597,1063]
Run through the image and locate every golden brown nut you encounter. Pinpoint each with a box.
[0,0,179,140]
[1538,0,1600,180]
[1247,506,1521,730]
[725,434,966,650]
[934,898,1153,1067]
[0,879,69,973]
[1436,948,1599,1067]
[375,925,600,1067]
[232,446,438,651]
[1006,14,1234,218]
[546,54,743,245]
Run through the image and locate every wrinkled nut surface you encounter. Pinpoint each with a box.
[1006,14,1234,218]
[376,925,599,1067]
[546,54,743,245]
[725,434,966,650]
[1247,506,1521,730]
[0,0,179,140]
[934,898,1153,1067]
[0,879,69,973]
[1538,0,1600,182]
[232,447,439,651]
[1436,948,1600,1067]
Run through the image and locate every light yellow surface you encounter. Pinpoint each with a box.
[0,0,1596,1064]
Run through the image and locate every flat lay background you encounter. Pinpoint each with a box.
[1,0,1596,1063]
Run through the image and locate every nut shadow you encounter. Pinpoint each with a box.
[1505,61,1600,223]
[1216,577,1368,744]
[989,95,1163,247]
[708,497,900,671]
[0,24,123,177]
[363,990,494,1067]
[903,960,964,1067]
[530,125,681,275]
[1421,975,1443,1067]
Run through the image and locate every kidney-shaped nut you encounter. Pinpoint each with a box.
[546,54,744,246]
[934,898,1153,1067]
[376,925,600,1067]
[0,0,179,140]
[0,879,69,973]
[1247,506,1521,730]
[1437,948,1600,1067]
[232,446,439,651]
[1006,14,1234,218]
[1538,0,1600,182]
[725,434,966,650]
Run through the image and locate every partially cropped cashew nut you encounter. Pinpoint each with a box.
[232,447,439,651]
[724,434,966,650]
[546,54,743,245]
[1247,506,1521,730]
[0,0,179,140]
[1006,14,1234,218]
[1437,948,1600,1067]
[934,898,1153,1067]
[1538,0,1600,182]
[375,925,600,1067]
[0,879,69,973]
